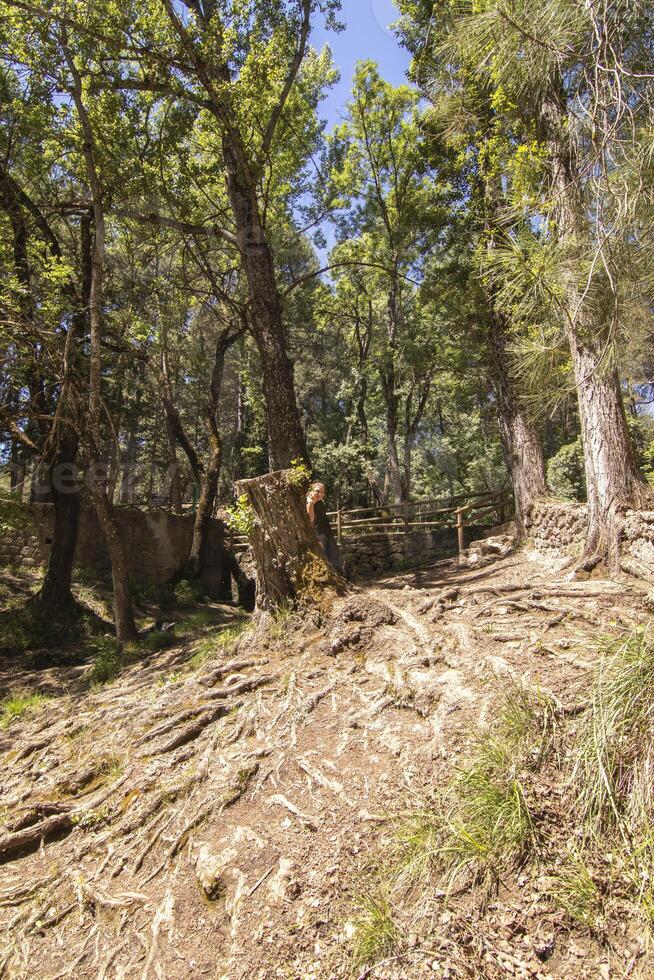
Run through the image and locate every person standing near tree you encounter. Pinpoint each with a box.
[307,481,343,572]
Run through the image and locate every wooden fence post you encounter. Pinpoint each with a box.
[456,507,466,556]
[403,499,410,534]
[498,492,506,526]
[336,507,342,545]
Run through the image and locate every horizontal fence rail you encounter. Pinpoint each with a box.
[228,488,513,558]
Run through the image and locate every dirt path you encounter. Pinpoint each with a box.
[0,550,649,979]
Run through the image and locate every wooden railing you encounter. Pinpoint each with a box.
[228,488,512,558]
[327,489,511,555]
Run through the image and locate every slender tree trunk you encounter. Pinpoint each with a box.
[184,334,231,577]
[186,438,221,577]
[380,366,402,504]
[119,426,138,504]
[38,426,80,611]
[89,471,138,639]
[482,172,547,539]
[543,91,648,569]
[487,308,548,538]
[10,440,25,497]
[165,413,183,514]
[37,212,91,614]
[65,38,137,642]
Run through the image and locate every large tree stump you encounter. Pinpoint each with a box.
[235,470,347,612]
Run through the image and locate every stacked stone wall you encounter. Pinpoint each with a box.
[527,501,654,584]
[0,504,225,587]
[527,501,589,557]
[341,525,481,579]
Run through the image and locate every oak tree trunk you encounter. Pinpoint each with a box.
[235,470,346,612]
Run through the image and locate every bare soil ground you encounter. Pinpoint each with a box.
[0,545,651,979]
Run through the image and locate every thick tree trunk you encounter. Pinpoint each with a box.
[38,426,81,612]
[570,338,646,567]
[222,136,307,470]
[543,90,648,569]
[222,135,340,571]
[235,470,347,613]
[487,308,548,539]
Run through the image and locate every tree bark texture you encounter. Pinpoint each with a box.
[543,89,649,569]
[222,136,307,471]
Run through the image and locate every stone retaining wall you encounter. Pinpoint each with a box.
[0,504,226,589]
[341,525,482,579]
[526,501,589,557]
[622,511,654,581]
[527,500,654,583]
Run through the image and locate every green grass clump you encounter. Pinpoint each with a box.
[0,690,50,728]
[350,891,400,969]
[140,629,175,653]
[441,759,534,887]
[269,601,294,641]
[88,636,124,687]
[189,621,251,670]
[388,810,443,884]
[175,609,216,636]
[548,848,605,930]
[391,684,555,893]
[573,625,654,831]
[174,579,206,607]
[131,580,175,607]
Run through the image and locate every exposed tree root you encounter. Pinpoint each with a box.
[0,810,74,860]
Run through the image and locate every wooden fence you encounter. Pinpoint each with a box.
[229,488,512,558]
[327,489,511,554]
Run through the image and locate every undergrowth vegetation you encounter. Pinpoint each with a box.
[0,689,50,728]
[349,625,654,972]
[189,620,251,670]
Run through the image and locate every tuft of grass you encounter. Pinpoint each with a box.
[0,690,50,728]
[389,683,554,892]
[140,629,175,653]
[573,625,654,831]
[350,890,400,969]
[549,848,605,929]
[269,601,294,641]
[87,636,124,688]
[174,579,206,607]
[179,609,215,633]
[131,580,175,607]
[627,822,654,922]
[188,620,251,670]
[388,810,443,884]
[439,757,535,888]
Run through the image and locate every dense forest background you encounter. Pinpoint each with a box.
[1,0,653,634]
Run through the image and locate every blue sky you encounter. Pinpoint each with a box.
[313,0,411,131]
